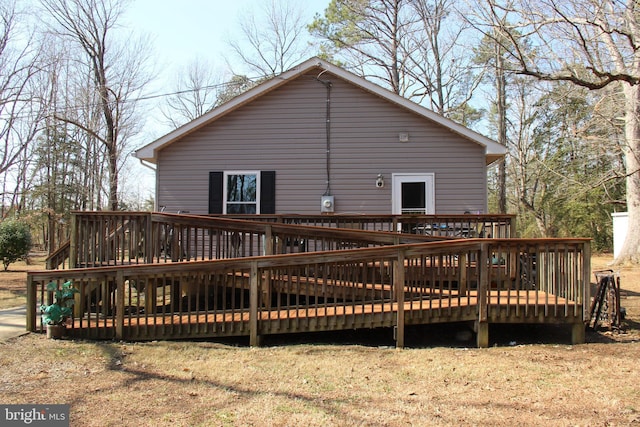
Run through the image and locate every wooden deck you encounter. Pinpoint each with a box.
[29,213,589,348]
[69,291,581,332]
[65,289,579,339]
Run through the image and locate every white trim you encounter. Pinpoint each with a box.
[134,57,506,165]
[392,173,435,215]
[223,171,260,214]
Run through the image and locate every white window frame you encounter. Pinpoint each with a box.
[223,171,260,214]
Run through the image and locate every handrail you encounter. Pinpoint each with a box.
[58,211,515,269]
[45,239,70,269]
[68,212,454,268]
[217,213,516,238]
[27,237,589,346]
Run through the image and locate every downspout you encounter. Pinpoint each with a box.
[137,158,157,172]
[136,157,158,209]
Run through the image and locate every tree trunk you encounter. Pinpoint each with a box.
[496,39,508,214]
[108,146,118,211]
[617,83,640,263]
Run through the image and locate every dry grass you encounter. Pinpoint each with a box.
[0,253,46,309]
[0,254,639,426]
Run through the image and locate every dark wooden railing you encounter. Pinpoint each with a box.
[29,238,589,347]
[45,239,71,269]
[48,212,515,269]
[221,214,516,238]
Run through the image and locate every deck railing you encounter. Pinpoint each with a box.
[220,214,516,238]
[61,212,459,268]
[45,239,71,269]
[48,212,515,269]
[29,238,589,347]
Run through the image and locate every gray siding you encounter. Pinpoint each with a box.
[157,69,488,215]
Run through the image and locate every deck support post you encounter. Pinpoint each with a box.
[26,275,36,332]
[249,262,262,347]
[477,243,489,348]
[395,249,405,349]
[70,214,83,318]
[115,271,125,340]
[475,321,489,348]
[582,242,591,321]
[571,322,585,345]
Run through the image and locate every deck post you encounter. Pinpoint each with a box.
[115,271,125,340]
[459,253,467,296]
[582,241,591,322]
[395,249,405,349]
[26,275,36,332]
[477,243,489,348]
[145,213,153,263]
[249,262,262,347]
[265,225,273,256]
[69,212,77,269]
[509,216,517,238]
[571,322,585,345]
[69,214,83,317]
[475,321,489,348]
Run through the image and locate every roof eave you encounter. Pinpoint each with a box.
[134,56,505,165]
[134,58,328,164]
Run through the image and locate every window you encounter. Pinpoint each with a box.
[209,171,275,214]
[225,172,258,214]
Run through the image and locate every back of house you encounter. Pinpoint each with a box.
[134,58,505,216]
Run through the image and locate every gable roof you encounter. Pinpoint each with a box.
[134,57,506,165]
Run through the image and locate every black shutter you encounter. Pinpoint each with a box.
[208,172,223,214]
[260,171,276,214]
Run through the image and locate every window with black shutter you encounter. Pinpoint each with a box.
[209,171,275,214]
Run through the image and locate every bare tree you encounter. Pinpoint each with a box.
[228,0,313,77]
[310,0,416,96]
[473,27,515,213]
[161,58,224,129]
[408,0,481,119]
[310,0,483,119]
[470,0,640,262]
[0,0,45,217]
[40,0,151,210]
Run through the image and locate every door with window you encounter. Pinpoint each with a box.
[392,173,435,215]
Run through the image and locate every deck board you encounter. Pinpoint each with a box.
[65,289,582,340]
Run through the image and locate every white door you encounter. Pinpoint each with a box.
[392,173,435,215]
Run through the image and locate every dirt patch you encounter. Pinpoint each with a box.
[0,254,639,426]
[0,253,46,309]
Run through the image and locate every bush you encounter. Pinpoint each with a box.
[0,220,32,271]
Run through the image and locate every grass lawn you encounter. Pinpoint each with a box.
[0,254,638,426]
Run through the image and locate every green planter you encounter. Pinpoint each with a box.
[40,281,78,338]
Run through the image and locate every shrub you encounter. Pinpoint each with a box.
[0,220,32,271]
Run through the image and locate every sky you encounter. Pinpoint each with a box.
[121,0,331,201]
[125,0,330,137]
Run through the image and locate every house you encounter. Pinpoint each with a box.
[134,57,506,215]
